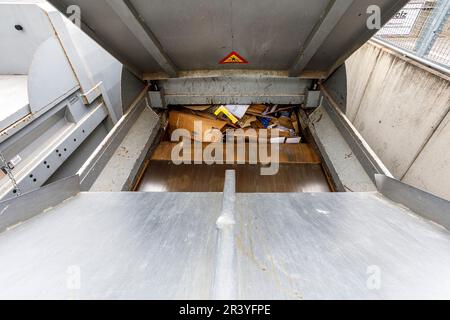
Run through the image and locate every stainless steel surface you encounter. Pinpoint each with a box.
[0,192,222,300]
[49,0,409,76]
[1,190,450,299]
[376,174,450,230]
[235,192,450,299]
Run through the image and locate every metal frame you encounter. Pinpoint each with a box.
[0,100,108,201]
[371,37,450,75]
[105,0,178,77]
[42,4,101,104]
[376,174,450,230]
[40,3,120,123]
[290,0,354,77]
[160,75,310,105]
[78,87,149,190]
[0,2,149,200]
[320,84,393,183]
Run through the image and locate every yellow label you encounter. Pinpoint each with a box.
[214,106,239,124]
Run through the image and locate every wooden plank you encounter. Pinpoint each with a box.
[137,162,331,193]
[151,142,321,164]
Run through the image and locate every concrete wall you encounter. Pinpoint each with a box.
[346,41,450,201]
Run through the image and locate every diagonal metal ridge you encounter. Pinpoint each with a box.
[0,175,80,233]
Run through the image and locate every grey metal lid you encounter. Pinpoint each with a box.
[49,0,408,79]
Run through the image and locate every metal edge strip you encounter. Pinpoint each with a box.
[376,174,450,230]
[0,175,80,233]
[320,84,393,183]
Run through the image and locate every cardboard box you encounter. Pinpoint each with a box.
[169,111,227,142]
[225,128,291,143]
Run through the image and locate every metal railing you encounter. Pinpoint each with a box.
[374,0,450,71]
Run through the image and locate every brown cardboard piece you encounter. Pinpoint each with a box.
[169,111,228,142]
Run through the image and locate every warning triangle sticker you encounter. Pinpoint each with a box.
[219,51,248,64]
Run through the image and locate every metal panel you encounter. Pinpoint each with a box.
[46,124,109,184]
[121,68,146,113]
[306,0,409,75]
[28,37,79,113]
[234,192,450,299]
[48,0,409,76]
[0,175,79,233]
[290,0,354,76]
[41,3,100,104]
[0,3,54,75]
[61,16,125,122]
[49,0,163,74]
[161,76,308,105]
[1,190,450,299]
[0,76,30,132]
[0,192,222,300]
[129,0,330,71]
[106,0,178,77]
[376,174,450,230]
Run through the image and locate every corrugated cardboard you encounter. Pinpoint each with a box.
[169,111,227,142]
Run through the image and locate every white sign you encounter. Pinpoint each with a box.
[378,1,425,36]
